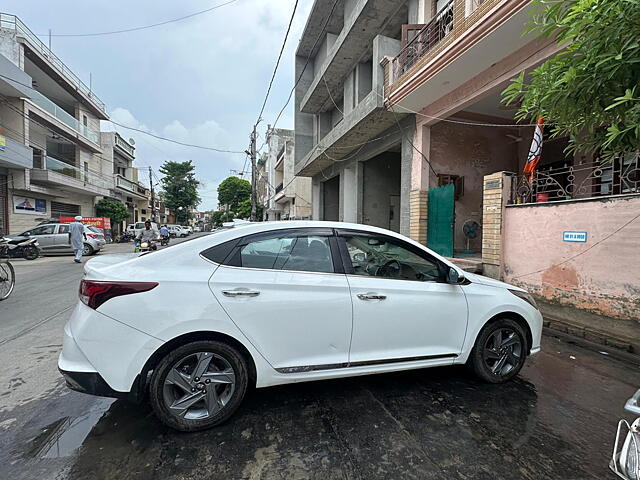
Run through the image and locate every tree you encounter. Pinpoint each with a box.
[211,210,233,227]
[217,176,251,212]
[159,160,200,224]
[502,0,640,159]
[95,199,129,232]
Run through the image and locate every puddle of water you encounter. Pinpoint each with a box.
[26,398,114,458]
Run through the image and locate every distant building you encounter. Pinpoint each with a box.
[263,127,311,221]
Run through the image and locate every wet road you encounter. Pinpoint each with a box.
[1,240,639,479]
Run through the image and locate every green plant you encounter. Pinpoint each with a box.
[95,199,129,224]
[502,0,640,159]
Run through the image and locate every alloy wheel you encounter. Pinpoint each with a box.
[82,244,93,256]
[482,327,523,376]
[162,352,236,420]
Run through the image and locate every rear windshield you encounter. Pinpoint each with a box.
[88,226,102,234]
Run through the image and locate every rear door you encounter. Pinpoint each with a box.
[53,224,72,251]
[208,228,353,371]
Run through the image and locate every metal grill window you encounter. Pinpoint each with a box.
[51,201,80,219]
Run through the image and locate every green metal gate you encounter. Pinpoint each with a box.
[427,184,454,257]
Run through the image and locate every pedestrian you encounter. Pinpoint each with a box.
[69,215,86,263]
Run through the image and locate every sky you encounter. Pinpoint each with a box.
[4,0,313,210]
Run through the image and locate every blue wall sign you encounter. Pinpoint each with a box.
[563,231,587,243]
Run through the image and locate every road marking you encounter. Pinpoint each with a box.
[0,305,73,347]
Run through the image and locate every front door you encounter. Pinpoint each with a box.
[25,224,57,251]
[338,230,468,364]
[210,229,352,371]
[427,184,455,257]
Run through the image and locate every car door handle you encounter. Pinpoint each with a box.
[222,290,260,297]
[357,293,387,301]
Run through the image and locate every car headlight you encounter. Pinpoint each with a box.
[509,289,539,310]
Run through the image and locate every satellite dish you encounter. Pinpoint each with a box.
[129,138,136,145]
[462,219,481,254]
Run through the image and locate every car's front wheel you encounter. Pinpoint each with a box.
[149,340,248,432]
[468,318,527,383]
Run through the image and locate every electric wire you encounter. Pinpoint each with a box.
[256,0,299,124]
[37,0,240,37]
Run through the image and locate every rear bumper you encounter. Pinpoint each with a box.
[59,368,142,402]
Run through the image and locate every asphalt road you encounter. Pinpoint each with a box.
[1,236,639,480]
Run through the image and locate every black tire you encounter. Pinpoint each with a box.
[0,261,15,300]
[23,246,39,261]
[149,340,248,432]
[468,318,527,384]
[82,243,94,256]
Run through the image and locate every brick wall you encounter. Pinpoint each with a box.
[481,171,513,277]
[409,189,428,244]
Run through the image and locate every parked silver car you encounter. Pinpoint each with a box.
[10,223,106,256]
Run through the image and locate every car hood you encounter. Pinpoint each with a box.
[464,271,524,291]
[5,235,28,241]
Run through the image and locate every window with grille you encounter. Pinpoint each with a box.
[51,201,80,219]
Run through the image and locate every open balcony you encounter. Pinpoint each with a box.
[0,13,107,117]
[0,134,33,169]
[27,89,100,148]
[30,156,112,196]
[115,174,148,199]
[386,0,535,112]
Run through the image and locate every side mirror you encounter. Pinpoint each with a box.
[447,267,465,284]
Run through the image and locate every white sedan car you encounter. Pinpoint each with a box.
[59,221,542,431]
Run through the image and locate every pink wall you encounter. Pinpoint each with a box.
[503,195,640,322]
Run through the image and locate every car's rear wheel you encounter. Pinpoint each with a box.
[82,243,94,256]
[468,318,527,383]
[149,340,248,432]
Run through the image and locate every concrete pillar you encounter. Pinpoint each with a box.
[402,119,431,244]
[481,171,514,279]
[312,177,321,220]
[342,163,359,223]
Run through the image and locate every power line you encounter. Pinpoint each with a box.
[0,72,246,154]
[108,119,246,153]
[37,0,240,37]
[256,0,299,124]
[268,0,341,133]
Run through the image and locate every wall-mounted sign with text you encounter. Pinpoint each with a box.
[13,197,46,215]
[563,231,587,243]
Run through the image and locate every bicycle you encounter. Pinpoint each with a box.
[0,259,15,301]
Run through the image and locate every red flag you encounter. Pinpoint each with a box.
[524,117,544,180]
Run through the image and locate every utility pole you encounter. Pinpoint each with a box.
[149,167,156,222]
[250,125,257,222]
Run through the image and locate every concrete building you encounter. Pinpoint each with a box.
[0,14,110,234]
[100,131,151,234]
[264,128,311,221]
[381,1,639,345]
[294,0,415,234]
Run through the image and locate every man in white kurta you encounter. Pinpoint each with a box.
[69,216,86,263]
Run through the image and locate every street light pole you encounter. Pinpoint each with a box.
[250,125,257,222]
[149,167,156,222]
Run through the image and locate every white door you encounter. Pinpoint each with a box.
[339,231,468,364]
[210,230,352,371]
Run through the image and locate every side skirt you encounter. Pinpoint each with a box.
[275,353,458,374]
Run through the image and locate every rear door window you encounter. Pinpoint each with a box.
[239,235,334,273]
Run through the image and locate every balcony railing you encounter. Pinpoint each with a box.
[115,174,147,196]
[393,0,455,81]
[0,13,106,113]
[28,89,99,144]
[45,156,112,190]
[510,154,640,204]
[114,135,135,157]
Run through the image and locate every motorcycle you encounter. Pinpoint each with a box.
[610,389,640,479]
[134,239,157,253]
[0,236,40,260]
[118,231,135,243]
[160,234,170,246]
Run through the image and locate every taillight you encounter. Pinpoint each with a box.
[87,233,97,238]
[79,280,158,309]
